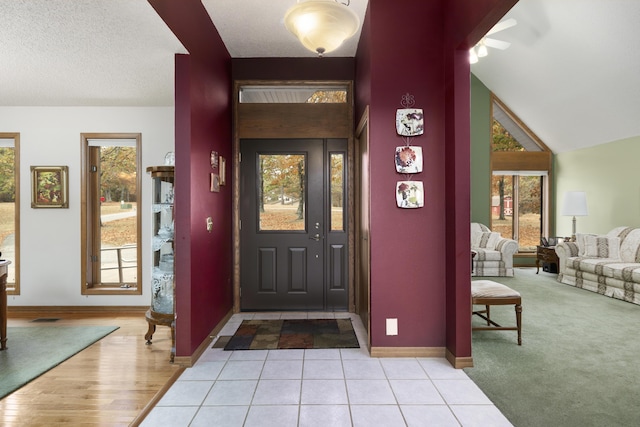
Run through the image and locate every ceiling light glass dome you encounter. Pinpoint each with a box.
[284,1,359,57]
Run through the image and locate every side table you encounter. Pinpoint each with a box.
[536,245,558,274]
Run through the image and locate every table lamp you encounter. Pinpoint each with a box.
[561,191,588,241]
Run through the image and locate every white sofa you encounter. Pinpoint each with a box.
[555,226,640,305]
[471,223,518,277]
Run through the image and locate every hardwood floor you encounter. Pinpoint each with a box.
[0,311,182,426]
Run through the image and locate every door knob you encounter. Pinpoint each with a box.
[309,233,321,241]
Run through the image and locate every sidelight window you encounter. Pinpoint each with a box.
[330,153,345,231]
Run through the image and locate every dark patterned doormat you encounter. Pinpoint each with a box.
[215,318,360,351]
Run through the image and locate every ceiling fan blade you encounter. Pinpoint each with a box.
[484,38,511,50]
[486,18,517,36]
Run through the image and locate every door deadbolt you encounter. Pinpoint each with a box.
[309,233,321,241]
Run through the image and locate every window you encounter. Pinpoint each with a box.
[81,134,142,294]
[258,154,306,231]
[490,96,552,253]
[0,133,19,294]
[239,85,348,104]
[330,152,345,231]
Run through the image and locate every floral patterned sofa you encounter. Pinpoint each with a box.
[555,226,640,305]
[471,223,518,277]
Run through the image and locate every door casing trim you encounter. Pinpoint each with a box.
[232,80,355,313]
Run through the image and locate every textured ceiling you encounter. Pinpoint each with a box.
[201,0,368,58]
[0,0,186,106]
[0,0,638,154]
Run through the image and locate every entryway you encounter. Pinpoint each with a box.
[239,138,348,311]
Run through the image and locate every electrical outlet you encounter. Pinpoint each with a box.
[206,217,213,232]
[386,318,398,336]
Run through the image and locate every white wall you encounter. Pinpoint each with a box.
[555,135,640,236]
[0,106,174,306]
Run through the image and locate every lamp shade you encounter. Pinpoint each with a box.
[284,1,359,56]
[562,191,588,216]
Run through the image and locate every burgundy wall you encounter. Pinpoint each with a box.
[356,0,517,358]
[149,0,233,356]
[357,0,448,349]
[150,0,517,360]
[233,58,355,81]
[442,0,518,359]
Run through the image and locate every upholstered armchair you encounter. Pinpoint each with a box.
[471,222,518,277]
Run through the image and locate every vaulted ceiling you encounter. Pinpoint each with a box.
[471,0,640,153]
[0,0,637,154]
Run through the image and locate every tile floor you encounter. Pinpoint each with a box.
[141,312,512,427]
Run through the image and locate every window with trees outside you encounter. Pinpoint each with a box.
[0,133,19,294]
[81,134,142,295]
[491,96,552,253]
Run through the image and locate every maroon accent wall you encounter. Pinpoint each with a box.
[150,0,517,360]
[355,0,517,358]
[354,5,371,124]
[356,0,448,349]
[232,58,355,81]
[442,0,518,360]
[149,0,233,357]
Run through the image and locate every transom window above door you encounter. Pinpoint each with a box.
[239,84,348,103]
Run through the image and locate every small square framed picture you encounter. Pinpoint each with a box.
[31,165,69,208]
[210,173,220,192]
[210,151,219,169]
[219,156,226,185]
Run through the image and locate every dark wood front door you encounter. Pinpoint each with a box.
[240,138,348,311]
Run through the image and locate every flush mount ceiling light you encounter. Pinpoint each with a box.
[284,0,359,57]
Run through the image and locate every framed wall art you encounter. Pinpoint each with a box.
[210,173,220,192]
[395,146,423,173]
[210,150,219,169]
[219,156,226,185]
[396,181,424,208]
[31,166,69,208]
[396,108,424,136]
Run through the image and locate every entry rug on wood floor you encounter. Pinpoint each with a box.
[215,319,360,350]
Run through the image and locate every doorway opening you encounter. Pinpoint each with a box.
[240,138,348,311]
[233,81,357,313]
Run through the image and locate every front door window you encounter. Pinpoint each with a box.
[258,154,306,231]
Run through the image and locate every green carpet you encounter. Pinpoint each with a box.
[465,268,640,427]
[0,325,119,399]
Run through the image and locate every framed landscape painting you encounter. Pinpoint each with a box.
[31,166,69,208]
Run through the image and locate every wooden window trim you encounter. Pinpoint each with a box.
[1,133,20,295]
[81,133,142,295]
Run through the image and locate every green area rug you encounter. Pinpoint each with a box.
[217,318,359,350]
[466,268,640,427]
[0,325,119,399]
